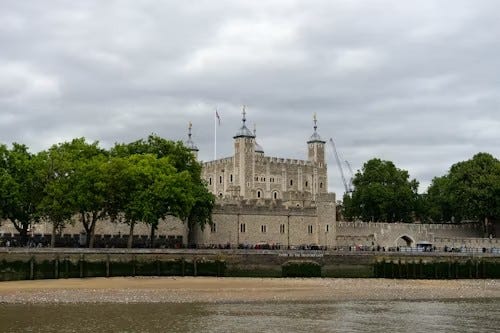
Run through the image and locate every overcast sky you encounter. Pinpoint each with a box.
[1,0,499,197]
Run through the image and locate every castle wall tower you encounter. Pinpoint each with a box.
[233,107,255,198]
[306,114,327,199]
[307,114,326,164]
[185,121,199,159]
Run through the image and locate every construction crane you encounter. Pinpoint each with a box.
[344,160,354,192]
[328,138,353,194]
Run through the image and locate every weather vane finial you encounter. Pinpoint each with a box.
[242,105,247,124]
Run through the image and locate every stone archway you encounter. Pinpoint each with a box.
[396,235,414,247]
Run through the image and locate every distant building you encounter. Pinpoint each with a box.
[188,108,336,248]
[191,108,329,207]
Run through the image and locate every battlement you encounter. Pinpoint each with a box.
[337,221,482,231]
[261,156,315,166]
[203,157,234,167]
[213,199,318,216]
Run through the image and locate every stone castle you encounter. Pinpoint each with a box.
[0,108,495,250]
[196,108,329,204]
[187,109,337,248]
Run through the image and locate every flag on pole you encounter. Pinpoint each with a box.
[215,110,221,125]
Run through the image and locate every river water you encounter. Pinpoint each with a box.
[0,299,498,333]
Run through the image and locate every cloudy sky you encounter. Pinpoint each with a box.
[1,0,499,197]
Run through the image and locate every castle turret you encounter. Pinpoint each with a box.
[233,106,255,198]
[185,121,199,159]
[307,113,326,164]
[307,114,327,198]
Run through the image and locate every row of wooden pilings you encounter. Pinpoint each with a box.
[374,258,500,279]
[5,254,226,281]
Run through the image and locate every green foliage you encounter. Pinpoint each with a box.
[282,260,322,277]
[426,153,500,226]
[0,143,46,244]
[0,135,214,247]
[110,135,214,245]
[344,158,419,222]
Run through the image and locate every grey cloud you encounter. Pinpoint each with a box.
[1,0,499,197]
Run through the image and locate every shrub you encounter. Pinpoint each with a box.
[282,260,321,277]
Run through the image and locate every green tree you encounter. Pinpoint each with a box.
[61,139,108,248]
[111,135,214,246]
[186,182,215,246]
[37,143,79,247]
[344,158,419,222]
[426,153,500,233]
[0,143,45,245]
[103,154,196,248]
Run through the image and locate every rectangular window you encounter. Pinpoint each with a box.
[325,224,330,233]
[280,224,285,234]
[308,225,313,234]
[210,223,217,233]
[261,225,267,233]
[240,223,246,233]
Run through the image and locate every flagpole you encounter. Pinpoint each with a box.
[214,109,217,160]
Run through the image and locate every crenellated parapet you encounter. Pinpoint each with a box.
[203,157,234,167]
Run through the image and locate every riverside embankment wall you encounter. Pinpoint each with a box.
[1,249,499,280]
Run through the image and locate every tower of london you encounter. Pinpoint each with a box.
[188,108,337,248]
[190,108,329,207]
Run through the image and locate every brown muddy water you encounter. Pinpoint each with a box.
[0,299,498,333]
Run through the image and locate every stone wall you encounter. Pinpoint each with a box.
[193,193,336,248]
[335,221,489,248]
[0,216,187,245]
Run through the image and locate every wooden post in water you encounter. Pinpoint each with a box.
[29,256,35,280]
[79,255,84,278]
[64,257,69,278]
[106,254,110,277]
[54,256,59,279]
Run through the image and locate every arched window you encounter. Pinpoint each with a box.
[305,181,308,187]
[219,176,222,184]
[273,191,278,199]
[320,182,323,188]
[257,190,262,198]
[230,174,233,182]
[209,178,212,185]
[290,179,293,186]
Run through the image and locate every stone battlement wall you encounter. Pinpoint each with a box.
[203,157,234,167]
[259,156,315,166]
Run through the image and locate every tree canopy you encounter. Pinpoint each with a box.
[0,135,214,247]
[0,143,46,244]
[343,158,419,223]
[426,153,500,231]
